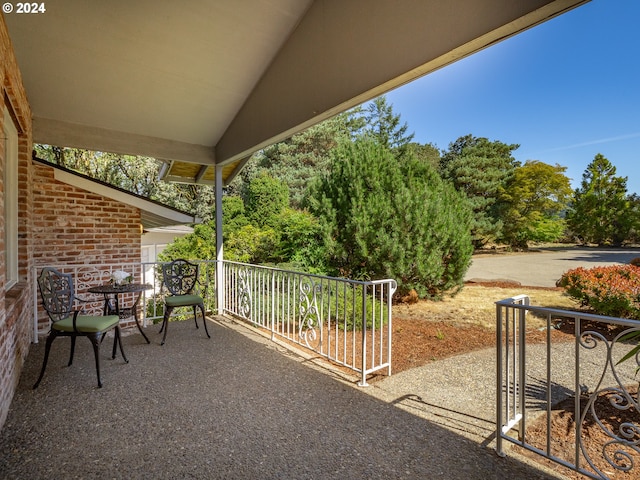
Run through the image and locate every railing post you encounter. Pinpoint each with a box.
[387,281,395,376]
[359,284,368,387]
[495,296,529,456]
[574,316,582,472]
[518,303,527,443]
[270,270,276,340]
[496,302,504,456]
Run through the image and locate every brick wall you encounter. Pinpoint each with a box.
[0,14,34,430]
[32,164,141,266]
[31,163,144,333]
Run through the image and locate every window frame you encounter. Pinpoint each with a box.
[4,105,19,290]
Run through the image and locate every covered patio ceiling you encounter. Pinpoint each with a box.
[5,0,588,186]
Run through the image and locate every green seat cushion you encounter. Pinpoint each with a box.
[53,314,120,333]
[165,295,203,307]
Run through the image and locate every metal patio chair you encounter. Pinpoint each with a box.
[159,259,210,345]
[34,267,128,389]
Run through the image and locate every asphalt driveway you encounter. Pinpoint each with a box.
[464,246,640,287]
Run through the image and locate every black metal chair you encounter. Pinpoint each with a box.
[160,259,210,345]
[34,267,128,389]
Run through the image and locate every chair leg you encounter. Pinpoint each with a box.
[33,331,57,389]
[160,306,173,345]
[68,335,77,366]
[200,303,210,339]
[192,306,199,329]
[134,310,150,344]
[158,309,167,333]
[111,330,117,359]
[114,327,129,363]
[88,333,103,388]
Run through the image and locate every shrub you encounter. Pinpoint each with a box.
[305,137,473,299]
[225,224,278,263]
[242,276,388,331]
[243,173,289,228]
[630,257,640,267]
[557,265,640,319]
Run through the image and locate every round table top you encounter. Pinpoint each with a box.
[87,283,153,294]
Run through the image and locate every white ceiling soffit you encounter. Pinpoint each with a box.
[5,0,588,178]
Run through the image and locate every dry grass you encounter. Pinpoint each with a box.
[388,282,580,373]
[393,284,578,330]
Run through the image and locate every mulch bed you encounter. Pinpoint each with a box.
[516,385,640,479]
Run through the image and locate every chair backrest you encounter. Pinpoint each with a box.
[162,259,199,296]
[37,267,74,322]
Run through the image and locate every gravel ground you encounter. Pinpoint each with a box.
[0,317,567,480]
[370,337,638,441]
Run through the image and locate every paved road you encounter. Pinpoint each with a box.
[464,246,640,287]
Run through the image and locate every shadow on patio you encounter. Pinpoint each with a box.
[1,318,561,479]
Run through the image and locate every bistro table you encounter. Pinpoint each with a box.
[88,283,153,344]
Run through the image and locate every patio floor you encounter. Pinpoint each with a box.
[0,317,564,479]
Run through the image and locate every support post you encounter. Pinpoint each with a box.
[215,165,225,315]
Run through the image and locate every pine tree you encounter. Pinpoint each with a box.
[440,135,520,248]
[568,154,631,246]
[358,96,414,156]
[233,113,356,208]
[306,137,473,298]
[243,174,290,228]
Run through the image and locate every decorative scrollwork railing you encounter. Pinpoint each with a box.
[578,328,640,478]
[236,266,253,319]
[222,261,397,386]
[298,276,322,349]
[496,296,640,480]
[34,261,397,387]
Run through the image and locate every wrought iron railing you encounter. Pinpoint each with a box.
[222,261,397,386]
[496,295,640,479]
[32,261,396,385]
[32,261,218,334]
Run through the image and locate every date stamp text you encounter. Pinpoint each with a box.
[3,3,47,14]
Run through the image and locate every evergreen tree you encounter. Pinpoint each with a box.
[232,97,416,207]
[305,137,473,298]
[243,174,290,228]
[568,154,631,246]
[358,95,414,156]
[231,112,357,207]
[405,142,441,169]
[440,135,520,248]
[626,194,640,244]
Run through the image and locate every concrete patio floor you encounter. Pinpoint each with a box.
[0,317,565,479]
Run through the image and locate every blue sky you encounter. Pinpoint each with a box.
[385,0,640,194]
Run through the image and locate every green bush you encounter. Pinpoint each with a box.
[244,173,289,228]
[305,137,473,299]
[256,280,388,331]
[557,265,640,319]
[225,224,279,263]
